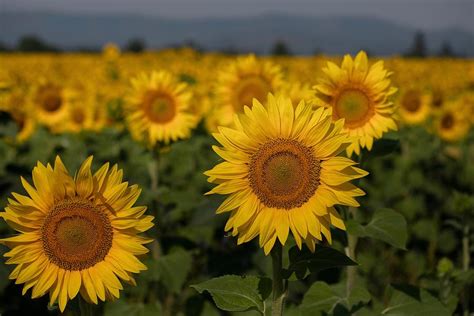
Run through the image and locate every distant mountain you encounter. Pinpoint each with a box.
[1,11,473,56]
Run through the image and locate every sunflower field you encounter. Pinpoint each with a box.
[0,48,473,316]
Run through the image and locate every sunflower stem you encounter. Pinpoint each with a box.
[345,231,358,295]
[345,207,358,296]
[271,242,285,316]
[78,296,95,316]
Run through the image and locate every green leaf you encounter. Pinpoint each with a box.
[300,282,340,315]
[382,284,450,316]
[142,249,192,293]
[104,301,162,316]
[347,209,407,249]
[299,281,371,316]
[284,246,357,280]
[191,275,271,313]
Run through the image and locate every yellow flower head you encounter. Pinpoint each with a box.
[29,81,75,132]
[434,100,471,142]
[398,88,432,125]
[102,43,121,61]
[313,51,398,156]
[205,94,367,254]
[459,92,474,125]
[277,81,314,107]
[126,71,198,146]
[213,55,284,128]
[0,157,154,312]
[3,89,36,142]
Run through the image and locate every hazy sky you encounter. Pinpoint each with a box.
[2,0,473,32]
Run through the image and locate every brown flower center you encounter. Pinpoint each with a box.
[432,90,443,108]
[235,75,272,111]
[402,90,422,112]
[441,113,454,130]
[72,108,86,124]
[38,86,63,112]
[249,139,320,209]
[142,90,176,123]
[334,89,374,128]
[42,198,113,270]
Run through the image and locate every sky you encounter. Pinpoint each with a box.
[2,0,473,32]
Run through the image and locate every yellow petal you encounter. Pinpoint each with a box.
[68,270,81,299]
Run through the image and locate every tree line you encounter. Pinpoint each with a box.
[0,32,459,57]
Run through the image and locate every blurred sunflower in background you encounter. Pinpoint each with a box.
[459,92,474,125]
[205,94,367,254]
[212,54,283,129]
[126,71,198,146]
[277,81,314,107]
[434,100,470,142]
[398,88,432,125]
[0,156,154,312]
[313,51,398,156]
[430,86,445,112]
[102,43,121,62]
[64,103,97,133]
[2,89,37,142]
[29,81,76,132]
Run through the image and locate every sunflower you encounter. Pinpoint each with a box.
[459,92,474,125]
[313,51,398,156]
[434,101,470,142]
[430,87,445,111]
[30,81,75,131]
[398,88,432,125]
[0,156,154,312]
[126,71,198,146]
[277,81,314,108]
[102,43,121,61]
[64,102,97,133]
[204,94,367,254]
[3,89,36,142]
[213,55,283,127]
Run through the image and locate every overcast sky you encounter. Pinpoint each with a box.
[2,0,473,32]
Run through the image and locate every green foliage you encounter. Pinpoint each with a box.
[382,284,450,316]
[283,246,357,280]
[299,281,371,315]
[346,209,408,249]
[191,275,272,314]
[104,301,162,316]
[370,133,400,157]
[0,123,472,315]
[144,249,193,293]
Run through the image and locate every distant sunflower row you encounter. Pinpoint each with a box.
[1,47,473,145]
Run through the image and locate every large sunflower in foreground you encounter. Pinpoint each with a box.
[0,157,154,312]
[204,94,367,254]
[126,71,198,146]
[313,51,398,156]
[213,55,283,128]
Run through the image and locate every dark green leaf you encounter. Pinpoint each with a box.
[382,284,450,316]
[299,281,371,316]
[191,275,271,313]
[284,246,357,280]
[104,301,162,316]
[347,209,407,249]
[142,249,192,293]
